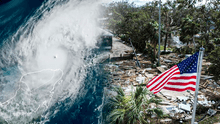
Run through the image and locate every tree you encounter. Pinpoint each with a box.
[123,11,150,52]
[180,15,200,45]
[207,47,220,84]
[210,1,220,43]
[107,2,138,34]
[162,1,174,52]
[108,2,152,52]
[107,86,163,124]
[194,1,218,53]
[106,0,220,55]
[195,4,212,46]
[146,20,160,60]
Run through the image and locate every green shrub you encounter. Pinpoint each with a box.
[119,34,129,42]
[182,46,193,54]
[213,38,220,45]
[172,46,193,54]
[143,43,156,63]
[172,47,181,54]
[205,43,215,53]
[195,40,215,53]
[207,46,220,83]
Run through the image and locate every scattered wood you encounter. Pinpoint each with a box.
[156,67,166,73]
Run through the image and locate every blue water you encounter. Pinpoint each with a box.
[47,62,108,124]
[44,56,108,124]
[0,0,43,45]
[0,0,109,123]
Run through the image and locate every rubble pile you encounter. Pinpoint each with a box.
[106,52,220,123]
[156,90,218,123]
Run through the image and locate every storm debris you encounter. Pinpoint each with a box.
[105,37,220,123]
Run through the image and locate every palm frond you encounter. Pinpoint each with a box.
[109,109,125,124]
[106,86,162,124]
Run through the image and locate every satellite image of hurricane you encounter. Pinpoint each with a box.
[0,0,109,123]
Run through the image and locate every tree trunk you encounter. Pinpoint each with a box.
[206,19,209,45]
[164,32,168,52]
[164,13,168,52]
[154,41,157,60]
[164,12,170,52]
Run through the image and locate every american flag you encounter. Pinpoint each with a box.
[146,52,199,94]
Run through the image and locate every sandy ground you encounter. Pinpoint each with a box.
[160,89,195,99]
[110,37,133,58]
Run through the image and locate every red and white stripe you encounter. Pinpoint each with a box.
[146,65,197,94]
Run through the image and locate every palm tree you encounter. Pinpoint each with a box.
[107,86,163,124]
[107,86,130,124]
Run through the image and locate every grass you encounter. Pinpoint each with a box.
[183,113,220,124]
[194,113,220,124]
[156,45,164,51]
[156,45,173,51]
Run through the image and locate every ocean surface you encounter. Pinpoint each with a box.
[0,0,109,123]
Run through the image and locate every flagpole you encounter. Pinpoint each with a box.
[191,47,205,124]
